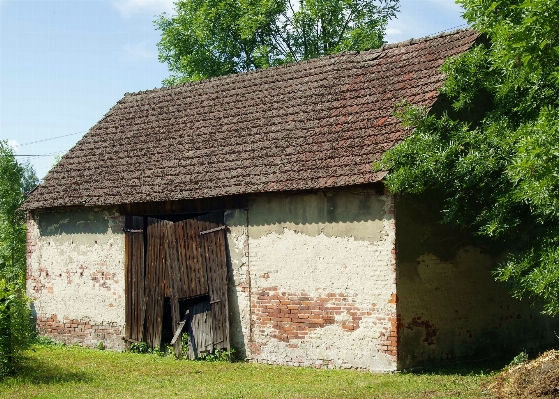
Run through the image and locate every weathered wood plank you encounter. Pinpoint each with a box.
[186,300,213,359]
[124,230,131,340]
[119,195,248,216]
[195,213,228,353]
[175,221,187,298]
[191,219,206,297]
[215,226,230,352]
[125,216,146,344]
[185,219,195,297]
[126,212,228,357]
[145,217,170,350]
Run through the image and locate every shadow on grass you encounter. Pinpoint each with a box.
[404,344,559,377]
[2,353,92,385]
[402,358,510,376]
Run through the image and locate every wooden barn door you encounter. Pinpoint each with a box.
[124,213,229,359]
[124,216,145,343]
[143,218,171,350]
[194,213,230,357]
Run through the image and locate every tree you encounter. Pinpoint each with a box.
[0,141,38,283]
[0,141,38,375]
[375,0,559,315]
[155,0,399,85]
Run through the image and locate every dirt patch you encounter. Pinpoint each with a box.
[488,350,559,399]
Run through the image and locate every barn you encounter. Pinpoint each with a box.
[22,29,559,371]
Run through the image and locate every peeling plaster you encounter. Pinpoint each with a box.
[247,191,397,371]
[225,209,251,359]
[27,207,125,349]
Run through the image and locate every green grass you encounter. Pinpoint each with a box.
[0,345,495,399]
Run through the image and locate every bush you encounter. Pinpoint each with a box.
[0,279,32,376]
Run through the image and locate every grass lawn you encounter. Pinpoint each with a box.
[1,345,496,399]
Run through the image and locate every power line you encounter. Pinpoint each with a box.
[11,131,86,147]
[14,151,66,158]
[429,23,469,36]
[10,23,470,158]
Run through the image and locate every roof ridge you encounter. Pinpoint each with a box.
[123,28,476,98]
[379,27,473,50]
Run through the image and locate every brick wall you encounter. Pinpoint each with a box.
[26,190,401,368]
[36,315,123,349]
[26,206,126,350]
[251,288,398,367]
[247,189,397,371]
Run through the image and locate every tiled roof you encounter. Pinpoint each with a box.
[23,29,478,211]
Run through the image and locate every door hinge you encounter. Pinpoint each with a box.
[199,225,226,236]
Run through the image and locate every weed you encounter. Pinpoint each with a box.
[180,333,189,357]
[197,348,236,362]
[32,336,63,347]
[129,342,149,354]
[508,351,528,367]
[128,341,172,357]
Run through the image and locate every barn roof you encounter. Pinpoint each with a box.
[23,29,478,211]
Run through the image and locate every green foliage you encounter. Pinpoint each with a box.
[180,332,189,355]
[155,0,399,85]
[197,348,236,362]
[129,341,149,354]
[508,350,528,367]
[375,1,559,314]
[0,279,32,376]
[129,339,181,357]
[0,141,38,284]
[0,141,38,375]
[52,154,62,168]
[128,335,235,362]
[128,341,168,356]
[32,335,63,348]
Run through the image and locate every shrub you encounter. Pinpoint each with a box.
[0,279,32,376]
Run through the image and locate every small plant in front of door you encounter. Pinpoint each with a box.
[197,348,236,362]
[128,333,235,361]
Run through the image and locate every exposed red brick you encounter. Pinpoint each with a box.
[36,315,124,350]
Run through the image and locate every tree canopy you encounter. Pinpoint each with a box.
[155,0,400,85]
[0,141,38,284]
[375,0,559,314]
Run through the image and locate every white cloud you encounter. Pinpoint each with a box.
[385,28,402,38]
[7,139,19,153]
[124,41,157,61]
[113,0,175,18]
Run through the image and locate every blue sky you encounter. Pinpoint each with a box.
[0,0,466,179]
